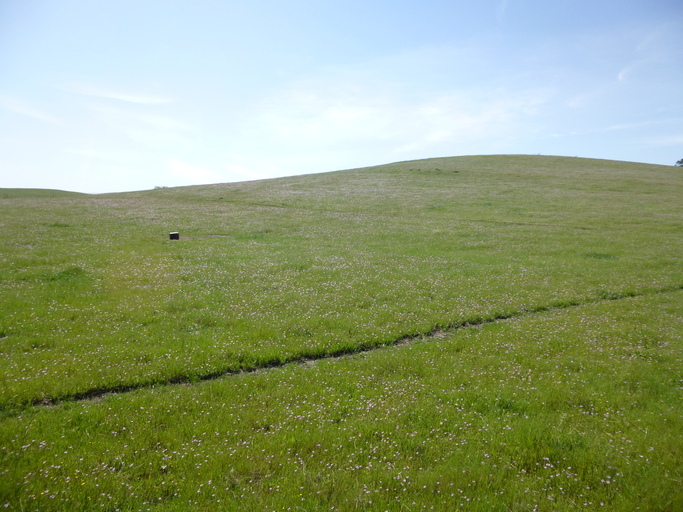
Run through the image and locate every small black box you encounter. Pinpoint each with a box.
[169,232,179,240]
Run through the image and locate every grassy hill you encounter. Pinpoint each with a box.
[0,155,682,510]
[0,188,88,199]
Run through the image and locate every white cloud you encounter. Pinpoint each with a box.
[604,120,658,132]
[87,103,190,131]
[64,148,141,164]
[69,100,194,155]
[496,0,510,22]
[617,62,642,82]
[168,158,224,184]
[223,163,270,182]
[250,75,547,158]
[62,83,173,104]
[619,22,683,83]
[0,95,62,125]
[643,133,683,147]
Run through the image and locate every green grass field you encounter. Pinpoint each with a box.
[1,155,681,510]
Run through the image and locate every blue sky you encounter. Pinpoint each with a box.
[1,0,682,193]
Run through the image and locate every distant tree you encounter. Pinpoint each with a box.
[676,158,683,167]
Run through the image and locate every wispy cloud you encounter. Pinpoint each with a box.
[64,148,141,164]
[251,74,547,158]
[224,163,270,182]
[71,101,193,153]
[62,83,173,104]
[168,158,224,183]
[496,0,510,22]
[643,133,683,147]
[0,95,62,125]
[604,120,661,132]
[617,61,643,82]
[619,22,683,83]
[87,103,190,131]
[546,117,683,143]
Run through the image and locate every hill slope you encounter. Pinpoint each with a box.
[0,155,681,408]
[1,155,682,511]
[0,188,88,198]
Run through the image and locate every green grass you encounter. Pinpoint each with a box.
[1,292,681,511]
[0,155,682,510]
[0,188,88,199]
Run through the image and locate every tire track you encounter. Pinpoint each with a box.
[6,284,683,415]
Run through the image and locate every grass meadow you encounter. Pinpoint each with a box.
[0,155,682,510]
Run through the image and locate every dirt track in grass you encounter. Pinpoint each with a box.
[19,283,682,412]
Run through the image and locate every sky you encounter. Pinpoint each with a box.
[1,0,682,193]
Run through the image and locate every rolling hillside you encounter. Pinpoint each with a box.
[1,155,682,511]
